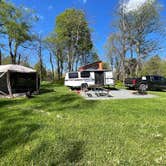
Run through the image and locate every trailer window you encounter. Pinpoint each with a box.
[69,72,78,78]
[81,71,90,78]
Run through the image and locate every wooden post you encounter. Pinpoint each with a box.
[7,71,13,98]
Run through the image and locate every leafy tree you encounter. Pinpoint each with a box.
[124,1,163,76]
[141,55,163,75]
[34,62,47,81]
[86,50,100,64]
[161,61,166,77]
[0,1,14,62]
[55,9,93,72]
[125,58,137,77]
[1,56,11,64]
[45,33,65,80]
[105,33,124,80]
[1,55,30,66]
[0,1,36,64]
[33,34,45,81]
[106,0,164,80]
[102,62,110,70]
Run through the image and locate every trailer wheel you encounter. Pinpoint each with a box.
[81,83,88,91]
[26,91,32,98]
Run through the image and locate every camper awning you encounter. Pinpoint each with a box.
[0,65,36,73]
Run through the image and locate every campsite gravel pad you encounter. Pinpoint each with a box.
[81,89,156,100]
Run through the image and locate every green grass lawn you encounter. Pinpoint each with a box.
[0,83,166,165]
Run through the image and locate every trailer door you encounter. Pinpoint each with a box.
[105,71,114,85]
[95,71,104,86]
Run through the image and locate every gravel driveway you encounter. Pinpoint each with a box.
[81,89,156,100]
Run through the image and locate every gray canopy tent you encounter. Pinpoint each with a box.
[0,65,39,97]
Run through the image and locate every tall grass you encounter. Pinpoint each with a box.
[0,83,166,165]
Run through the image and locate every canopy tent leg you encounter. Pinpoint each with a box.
[0,91,8,96]
[7,71,13,98]
[0,72,6,79]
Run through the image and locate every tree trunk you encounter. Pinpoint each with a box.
[11,57,16,64]
[121,50,126,83]
[9,40,15,64]
[17,54,21,65]
[68,46,76,72]
[14,43,18,64]
[57,59,61,80]
[36,73,39,94]
[68,60,72,72]
[38,41,43,81]
[136,42,141,77]
[67,50,72,72]
[49,52,55,81]
[60,61,63,79]
[75,56,79,71]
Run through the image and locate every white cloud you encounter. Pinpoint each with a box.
[83,0,87,4]
[122,0,155,13]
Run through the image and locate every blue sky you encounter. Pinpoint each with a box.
[11,0,166,66]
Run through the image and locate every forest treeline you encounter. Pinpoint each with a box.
[106,0,166,80]
[0,0,166,81]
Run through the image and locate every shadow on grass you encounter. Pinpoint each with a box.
[41,82,64,89]
[56,99,97,112]
[0,83,95,160]
[0,98,25,108]
[39,88,55,95]
[29,138,85,165]
[56,140,85,165]
[0,103,42,158]
[0,123,41,157]
[32,92,97,112]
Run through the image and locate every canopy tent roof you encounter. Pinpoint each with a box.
[0,65,36,73]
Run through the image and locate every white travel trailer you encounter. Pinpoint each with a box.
[65,70,114,89]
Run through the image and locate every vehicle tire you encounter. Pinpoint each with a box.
[138,84,147,94]
[81,83,88,91]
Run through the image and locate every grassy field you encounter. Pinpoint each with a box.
[0,83,166,165]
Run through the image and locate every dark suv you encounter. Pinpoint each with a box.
[125,75,166,91]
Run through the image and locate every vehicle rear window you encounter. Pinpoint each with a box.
[81,71,90,78]
[69,72,78,78]
[152,76,162,81]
